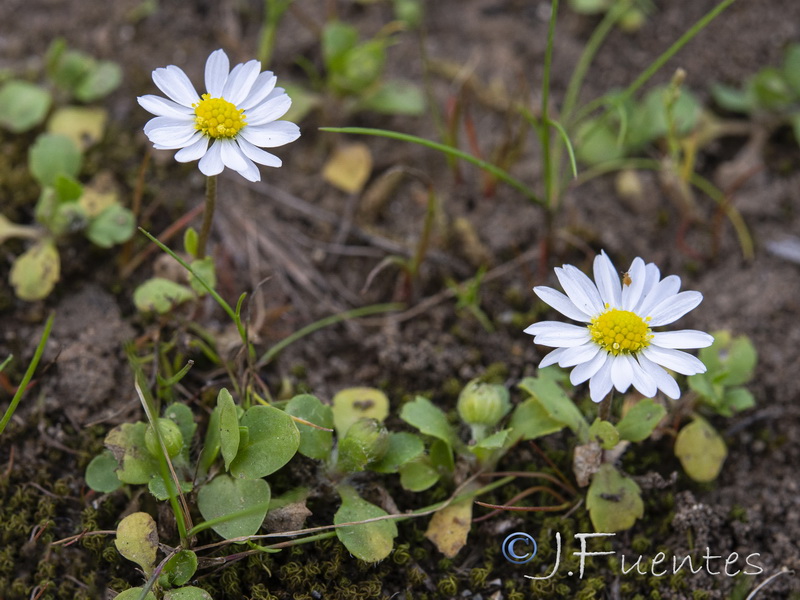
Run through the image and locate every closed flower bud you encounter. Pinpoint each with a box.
[338,418,389,472]
[145,418,184,459]
[458,380,510,441]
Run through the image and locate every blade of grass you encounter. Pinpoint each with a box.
[0,312,54,436]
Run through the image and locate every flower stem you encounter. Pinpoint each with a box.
[197,175,218,259]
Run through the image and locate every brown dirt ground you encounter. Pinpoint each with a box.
[1,0,799,598]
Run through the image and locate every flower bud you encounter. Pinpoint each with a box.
[338,418,389,472]
[457,380,510,441]
[145,418,184,459]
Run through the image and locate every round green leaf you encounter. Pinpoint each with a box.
[331,387,389,439]
[163,587,212,600]
[188,257,216,295]
[104,422,157,485]
[675,418,727,482]
[371,432,424,473]
[398,457,440,492]
[114,588,156,600]
[0,80,52,133]
[28,133,82,187]
[197,474,270,540]
[10,240,60,301]
[334,485,397,562]
[399,396,457,448]
[133,278,195,313]
[162,550,198,587]
[85,450,123,493]
[615,399,666,442]
[285,394,334,460]
[230,405,300,479]
[86,204,135,248]
[217,389,240,471]
[74,60,122,102]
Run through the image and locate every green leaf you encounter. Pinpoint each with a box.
[230,405,300,479]
[74,60,122,102]
[360,80,426,116]
[285,394,334,460]
[399,396,458,448]
[331,40,386,95]
[0,80,52,133]
[161,550,198,588]
[86,204,135,248]
[429,438,454,473]
[474,428,510,450]
[115,589,156,600]
[517,375,589,441]
[783,44,800,96]
[163,588,213,600]
[184,227,199,258]
[586,464,644,532]
[675,418,727,483]
[115,512,159,577]
[10,240,60,301]
[334,484,398,562]
[751,67,794,111]
[104,422,157,485]
[615,398,666,442]
[85,450,123,493]
[371,432,424,473]
[29,133,82,187]
[217,389,240,471]
[710,82,753,114]
[133,278,195,313]
[575,118,627,165]
[568,0,612,14]
[47,106,107,150]
[148,476,193,501]
[698,331,757,387]
[198,405,222,478]
[628,85,701,149]
[322,21,359,68]
[508,396,567,441]
[188,257,216,295]
[398,457,440,491]
[331,387,389,438]
[588,419,620,450]
[721,387,755,416]
[197,474,270,540]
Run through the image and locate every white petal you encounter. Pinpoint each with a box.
[638,263,661,306]
[533,286,591,322]
[610,355,634,393]
[205,49,230,97]
[524,322,591,347]
[621,257,646,311]
[222,59,261,105]
[589,359,614,403]
[198,140,224,176]
[637,275,681,317]
[145,121,198,148]
[556,265,604,316]
[570,351,608,385]
[651,330,714,349]
[240,120,300,148]
[648,291,703,326]
[593,250,621,307]
[174,135,209,162]
[246,93,292,125]
[237,137,282,168]
[138,95,193,118]
[143,115,193,136]
[152,65,199,107]
[240,72,277,110]
[642,346,706,375]
[217,140,260,182]
[626,355,657,397]
[539,347,569,368]
[557,342,601,368]
[637,354,680,399]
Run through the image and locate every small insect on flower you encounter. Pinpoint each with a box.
[524,251,714,403]
[137,49,300,182]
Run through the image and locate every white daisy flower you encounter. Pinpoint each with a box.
[137,49,300,182]
[525,251,713,403]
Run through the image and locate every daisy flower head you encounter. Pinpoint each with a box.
[137,49,300,182]
[525,251,713,403]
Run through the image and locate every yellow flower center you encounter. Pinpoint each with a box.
[193,94,246,139]
[588,308,652,355]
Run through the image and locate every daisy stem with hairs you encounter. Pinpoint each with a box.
[197,175,217,259]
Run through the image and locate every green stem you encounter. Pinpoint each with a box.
[197,175,217,260]
[540,0,559,210]
[320,127,544,206]
[0,312,54,436]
